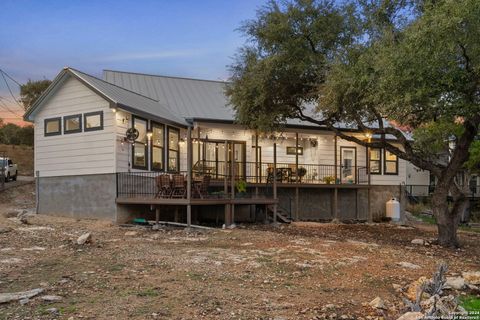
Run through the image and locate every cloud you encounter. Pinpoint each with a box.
[97,49,207,62]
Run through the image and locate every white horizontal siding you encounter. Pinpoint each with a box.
[34,76,115,177]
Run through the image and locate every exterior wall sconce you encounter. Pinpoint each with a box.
[146,130,153,140]
[112,107,117,113]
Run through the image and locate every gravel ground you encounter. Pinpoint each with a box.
[0,184,479,319]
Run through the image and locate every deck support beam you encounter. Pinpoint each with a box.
[224,140,230,227]
[295,132,299,221]
[273,142,277,224]
[333,187,338,221]
[186,125,192,228]
[230,143,236,227]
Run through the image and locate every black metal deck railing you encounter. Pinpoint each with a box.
[194,160,369,185]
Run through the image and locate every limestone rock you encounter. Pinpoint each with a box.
[411,239,425,245]
[462,271,480,285]
[41,295,63,302]
[369,297,386,309]
[124,231,138,237]
[396,312,424,320]
[0,288,44,304]
[406,276,430,301]
[444,276,465,290]
[397,261,421,269]
[77,233,91,245]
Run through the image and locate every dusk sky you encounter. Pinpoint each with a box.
[0,0,265,125]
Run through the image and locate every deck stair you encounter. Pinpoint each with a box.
[267,205,292,223]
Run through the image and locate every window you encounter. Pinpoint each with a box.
[340,147,356,182]
[150,122,164,171]
[286,146,303,155]
[64,114,82,134]
[132,116,148,169]
[84,111,103,131]
[167,127,180,172]
[384,150,398,175]
[369,148,382,174]
[44,117,61,136]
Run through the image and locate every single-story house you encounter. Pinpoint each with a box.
[24,67,430,224]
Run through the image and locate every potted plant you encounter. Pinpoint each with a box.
[323,176,335,184]
[235,179,248,198]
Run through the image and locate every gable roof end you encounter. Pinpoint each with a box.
[24,67,187,127]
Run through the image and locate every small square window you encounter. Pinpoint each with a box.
[64,114,82,134]
[84,111,103,131]
[44,117,61,136]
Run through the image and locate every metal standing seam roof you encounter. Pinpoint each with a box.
[103,70,236,121]
[102,70,357,129]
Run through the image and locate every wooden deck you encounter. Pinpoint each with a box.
[116,196,278,205]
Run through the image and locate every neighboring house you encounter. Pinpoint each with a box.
[25,67,429,224]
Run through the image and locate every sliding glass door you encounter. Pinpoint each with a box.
[196,140,246,179]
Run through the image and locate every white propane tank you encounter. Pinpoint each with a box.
[386,198,401,222]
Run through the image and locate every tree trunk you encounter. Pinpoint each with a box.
[431,184,461,248]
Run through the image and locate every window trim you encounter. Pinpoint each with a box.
[384,149,399,175]
[150,121,165,172]
[63,114,82,134]
[167,126,180,172]
[44,117,62,136]
[131,115,148,170]
[84,111,104,132]
[369,148,382,175]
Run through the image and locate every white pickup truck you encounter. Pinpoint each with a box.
[0,157,18,182]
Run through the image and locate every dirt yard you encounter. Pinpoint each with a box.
[0,183,479,319]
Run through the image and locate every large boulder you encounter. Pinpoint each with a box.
[444,276,465,290]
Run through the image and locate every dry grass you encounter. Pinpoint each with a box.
[0,144,34,176]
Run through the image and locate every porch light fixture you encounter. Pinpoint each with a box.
[365,132,372,142]
[112,107,117,113]
[146,130,153,140]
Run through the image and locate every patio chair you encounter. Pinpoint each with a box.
[155,174,171,198]
[194,175,211,199]
[266,166,283,184]
[170,174,186,198]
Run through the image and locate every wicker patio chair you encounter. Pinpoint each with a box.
[155,174,171,198]
[170,174,186,198]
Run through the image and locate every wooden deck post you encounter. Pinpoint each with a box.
[333,187,338,221]
[186,125,192,228]
[155,207,160,226]
[231,143,235,226]
[367,144,372,222]
[255,133,259,184]
[295,132,299,221]
[334,133,338,183]
[224,140,230,227]
[273,142,278,224]
[333,133,339,222]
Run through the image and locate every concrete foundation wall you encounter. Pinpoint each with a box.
[38,173,117,221]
